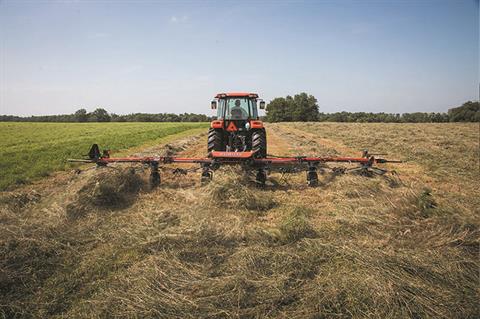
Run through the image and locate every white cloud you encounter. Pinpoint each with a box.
[170,15,189,23]
[88,32,110,39]
[121,65,144,74]
[350,23,371,35]
[195,75,211,85]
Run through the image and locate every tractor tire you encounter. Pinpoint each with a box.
[207,128,224,153]
[252,129,267,158]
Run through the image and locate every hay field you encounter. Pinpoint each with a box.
[0,122,208,190]
[0,122,478,318]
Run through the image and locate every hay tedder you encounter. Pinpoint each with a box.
[69,92,402,187]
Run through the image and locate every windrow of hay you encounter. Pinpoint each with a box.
[279,206,317,243]
[66,168,145,219]
[204,167,277,212]
[0,191,41,211]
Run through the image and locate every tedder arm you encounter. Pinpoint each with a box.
[68,144,402,187]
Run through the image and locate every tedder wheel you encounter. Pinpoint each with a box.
[252,129,267,158]
[207,128,224,153]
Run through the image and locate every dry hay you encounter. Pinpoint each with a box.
[1,177,479,318]
[278,206,317,243]
[1,123,479,318]
[204,167,277,212]
[66,168,145,219]
[0,191,41,211]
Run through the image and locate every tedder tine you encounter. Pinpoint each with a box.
[370,167,388,175]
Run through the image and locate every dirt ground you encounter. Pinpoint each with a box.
[1,123,478,319]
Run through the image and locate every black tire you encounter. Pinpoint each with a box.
[207,128,224,153]
[252,129,267,158]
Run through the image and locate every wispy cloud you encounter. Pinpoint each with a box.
[88,32,110,39]
[54,0,82,4]
[195,75,211,85]
[120,65,144,74]
[350,23,372,35]
[170,15,189,23]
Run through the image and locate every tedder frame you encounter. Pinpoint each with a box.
[69,144,402,188]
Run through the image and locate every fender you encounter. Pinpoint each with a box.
[211,120,223,129]
[250,120,263,129]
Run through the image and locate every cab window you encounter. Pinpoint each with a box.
[217,99,226,119]
[225,98,250,120]
[250,100,258,119]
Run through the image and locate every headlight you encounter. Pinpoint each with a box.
[245,122,250,130]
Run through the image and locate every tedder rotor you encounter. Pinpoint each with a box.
[68,92,402,187]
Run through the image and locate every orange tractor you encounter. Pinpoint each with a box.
[208,93,267,157]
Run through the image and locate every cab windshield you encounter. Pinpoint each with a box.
[217,98,258,120]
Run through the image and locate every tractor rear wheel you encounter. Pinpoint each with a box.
[252,129,267,158]
[207,128,224,153]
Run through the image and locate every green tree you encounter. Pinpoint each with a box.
[265,97,291,122]
[265,92,319,122]
[448,101,479,122]
[291,93,319,121]
[90,108,111,122]
[74,108,88,122]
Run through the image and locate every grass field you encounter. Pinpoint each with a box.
[0,122,478,318]
[0,122,208,190]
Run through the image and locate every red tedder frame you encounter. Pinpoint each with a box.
[68,144,402,187]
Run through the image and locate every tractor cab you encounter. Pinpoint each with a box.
[208,92,267,157]
[211,93,264,121]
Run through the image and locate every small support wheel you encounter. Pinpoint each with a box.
[307,165,318,187]
[201,164,213,184]
[149,162,161,188]
[255,168,267,187]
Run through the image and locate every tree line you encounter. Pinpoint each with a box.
[0,108,211,123]
[265,93,479,123]
[1,98,478,123]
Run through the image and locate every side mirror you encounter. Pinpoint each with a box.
[259,100,265,110]
[211,101,217,110]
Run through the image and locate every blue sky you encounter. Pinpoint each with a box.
[0,0,478,116]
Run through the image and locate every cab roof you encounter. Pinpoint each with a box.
[215,92,258,98]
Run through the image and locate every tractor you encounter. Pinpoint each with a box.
[208,93,267,158]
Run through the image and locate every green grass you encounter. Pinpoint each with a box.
[0,122,208,190]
